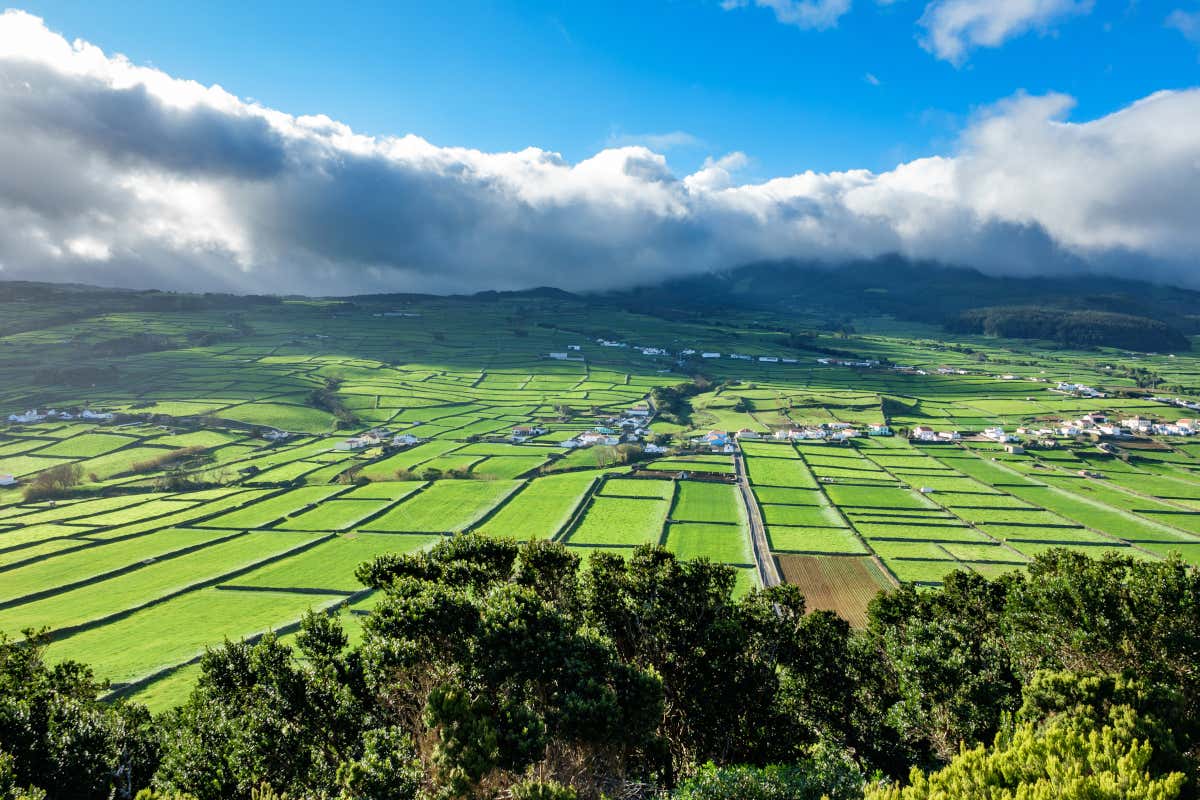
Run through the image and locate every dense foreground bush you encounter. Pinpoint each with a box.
[2,539,1198,800]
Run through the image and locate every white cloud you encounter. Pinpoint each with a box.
[1167,8,1200,47]
[864,72,882,85]
[0,10,1198,294]
[919,0,1093,64]
[720,0,854,31]
[606,130,703,150]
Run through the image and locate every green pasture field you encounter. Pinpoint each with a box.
[227,532,438,591]
[645,458,735,474]
[566,496,670,546]
[360,480,522,532]
[0,527,240,604]
[664,522,753,565]
[475,473,596,539]
[766,525,867,554]
[0,531,323,633]
[195,486,346,529]
[745,456,817,488]
[4,284,1200,701]
[49,586,347,685]
[671,481,744,525]
[599,478,674,500]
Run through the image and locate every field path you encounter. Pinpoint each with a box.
[734,450,781,587]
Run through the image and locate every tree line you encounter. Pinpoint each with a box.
[949,306,1191,353]
[3,539,1198,800]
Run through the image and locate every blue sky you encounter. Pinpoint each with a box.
[1,3,1198,294]
[14,0,1200,179]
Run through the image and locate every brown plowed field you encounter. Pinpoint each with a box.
[776,554,892,627]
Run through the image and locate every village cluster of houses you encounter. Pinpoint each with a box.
[910,426,964,443]
[585,339,807,366]
[1153,396,1200,413]
[558,403,665,452]
[1054,382,1106,399]
[688,422,891,451]
[7,408,114,424]
[816,358,881,368]
[1053,412,1196,438]
[907,412,1198,448]
[335,429,421,451]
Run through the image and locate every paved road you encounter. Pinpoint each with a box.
[734,451,781,588]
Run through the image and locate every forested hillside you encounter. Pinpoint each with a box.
[949,306,1192,352]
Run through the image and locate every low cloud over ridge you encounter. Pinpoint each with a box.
[0,10,1198,295]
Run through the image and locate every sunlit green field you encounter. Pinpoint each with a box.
[2,287,1199,709]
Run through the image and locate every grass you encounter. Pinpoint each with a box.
[277,499,398,531]
[0,531,324,634]
[567,496,670,547]
[767,526,867,554]
[49,586,346,685]
[196,486,346,529]
[360,480,522,533]
[7,285,1200,705]
[0,527,236,604]
[599,478,674,500]
[664,522,753,564]
[475,473,595,539]
[671,481,744,525]
[745,457,817,488]
[227,532,438,591]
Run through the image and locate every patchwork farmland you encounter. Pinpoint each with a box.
[3,286,1200,710]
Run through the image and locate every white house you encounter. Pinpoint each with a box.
[936,431,961,442]
[701,352,721,359]
[1120,417,1153,434]
[567,345,582,351]
[393,434,420,446]
[262,429,290,441]
[781,358,798,364]
[681,349,697,356]
[80,409,114,421]
[735,428,761,440]
[0,474,15,487]
[868,424,891,436]
[758,356,779,363]
[626,404,651,417]
[911,426,937,442]
[730,353,751,361]
[548,352,569,360]
[644,443,668,454]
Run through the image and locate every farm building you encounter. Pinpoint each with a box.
[910,426,936,441]
[0,474,15,487]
